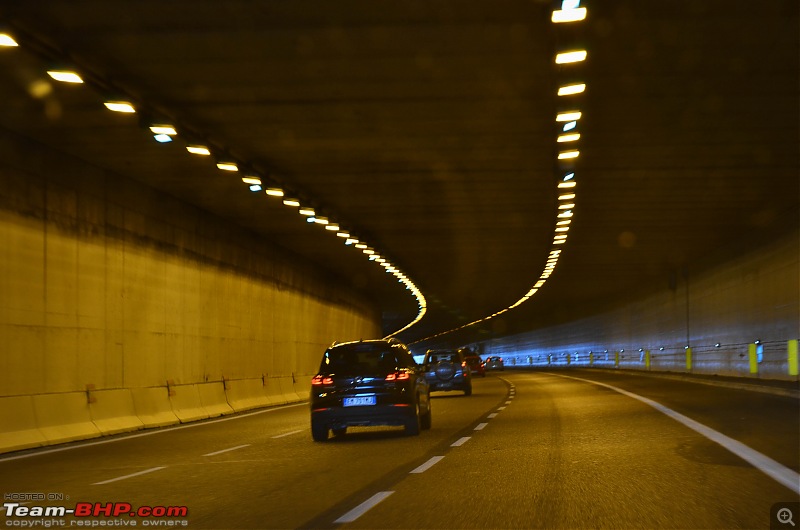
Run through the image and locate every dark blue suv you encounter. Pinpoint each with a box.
[310,339,431,441]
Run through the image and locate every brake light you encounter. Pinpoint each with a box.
[461,361,467,368]
[385,371,410,381]
[311,375,333,386]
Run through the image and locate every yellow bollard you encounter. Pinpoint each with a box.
[788,340,798,376]
[645,350,651,370]
[685,347,692,371]
[614,351,619,368]
[589,352,594,366]
[749,344,758,375]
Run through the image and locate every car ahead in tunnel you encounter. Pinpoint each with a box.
[422,349,472,395]
[484,356,504,371]
[310,338,431,441]
[463,354,485,377]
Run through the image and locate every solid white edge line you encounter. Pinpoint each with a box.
[474,423,488,431]
[0,403,305,462]
[451,437,471,447]
[203,444,250,457]
[410,456,445,474]
[92,466,166,485]
[271,429,303,439]
[551,373,800,495]
[334,491,394,523]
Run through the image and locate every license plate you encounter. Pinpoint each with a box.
[343,395,376,407]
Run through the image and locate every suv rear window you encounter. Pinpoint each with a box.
[426,352,461,363]
[320,343,410,375]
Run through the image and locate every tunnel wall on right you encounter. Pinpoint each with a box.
[484,229,800,380]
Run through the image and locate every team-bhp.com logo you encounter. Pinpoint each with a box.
[4,502,189,527]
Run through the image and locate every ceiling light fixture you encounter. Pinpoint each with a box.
[265,187,284,197]
[557,84,586,96]
[150,125,177,136]
[0,33,19,47]
[104,101,136,113]
[186,145,211,156]
[557,111,581,122]
[47,70,83,83]
[555,50,587,64]
[558,150,580,159]
[282,198,300,207]
[551,7,587,23]
[216,161,238,171]
[557,133,580,142]
[242,177,262,185]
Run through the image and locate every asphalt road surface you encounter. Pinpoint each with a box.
[1,369,798,529]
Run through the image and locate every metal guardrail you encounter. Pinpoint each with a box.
[490,339,799,380]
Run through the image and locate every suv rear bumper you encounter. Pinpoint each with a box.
[311,404,415,428]
[427,379,469,392]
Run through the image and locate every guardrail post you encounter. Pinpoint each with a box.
[789,340,799,376]
[749,344,759,375]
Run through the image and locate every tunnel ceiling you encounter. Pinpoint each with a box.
[0,1,797,348]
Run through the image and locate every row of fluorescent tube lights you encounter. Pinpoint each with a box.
[0,30,427,336]
[415,0,587,343]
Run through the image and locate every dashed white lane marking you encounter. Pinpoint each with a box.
[203,444,250,456]
[496,406,506,411]
[505,400,512,404]
[474,423,488,431]
[334,491,394,523]
[409,456,445,474]
[451,437,471,447]
[487,413,498,419]
[551,373,800,496]
[272,429,303,439]
[92,466,166,485]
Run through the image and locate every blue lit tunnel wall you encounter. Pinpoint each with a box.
[0,129,381,452]
[480,230,800,380]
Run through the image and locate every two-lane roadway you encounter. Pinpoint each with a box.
[1,370,797,529]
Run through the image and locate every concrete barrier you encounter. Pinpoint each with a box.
[197,382,233,417]
[131,387,180,428]
[293,375,311,401]
[278,376,301,404]
[264,377,288,405]
[89,389,145,435]
[33,392,102,444]
[225,379,269,412]
[0,395,46,453]
[169,384,210,423]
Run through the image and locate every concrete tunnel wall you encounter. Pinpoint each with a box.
[483,228,800,380]
[0,129,381,454]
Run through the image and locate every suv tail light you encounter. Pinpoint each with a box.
[311,375,333,386]
[385,371,410,381]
